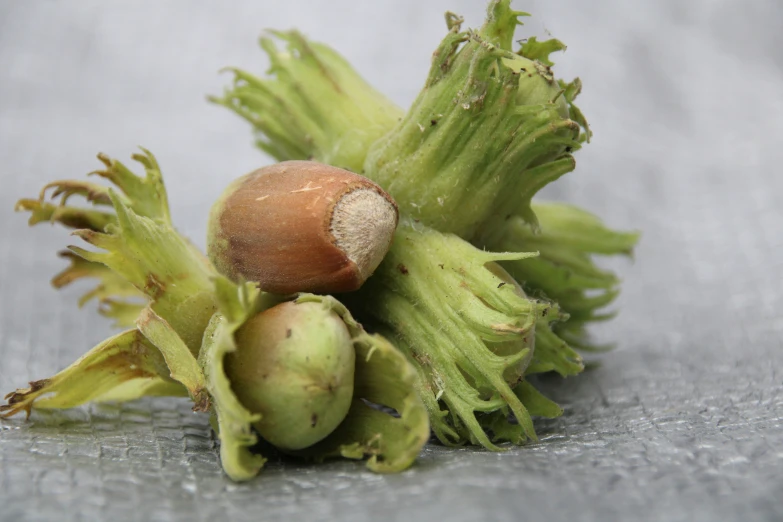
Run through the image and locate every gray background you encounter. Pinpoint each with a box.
[1,1,781,521]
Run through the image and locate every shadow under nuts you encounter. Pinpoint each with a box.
[208,161,399,294]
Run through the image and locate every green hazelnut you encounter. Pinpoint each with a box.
[224,300,356,450]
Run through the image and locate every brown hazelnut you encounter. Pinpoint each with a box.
[207,160,398,294]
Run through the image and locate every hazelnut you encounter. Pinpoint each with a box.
[208,161,398,294]
[224,300,356,450]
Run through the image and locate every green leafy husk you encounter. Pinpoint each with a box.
[4,150,220,415]
[213,0,638,448]
[51,250,145,327]
[346,218,570,448]
[0,329,186,419]
[199,277,268,481]
[482,202,640,351]
[210,30,403,173]
[16,150,219,353]
[289,296,430,473]
[5,149,430,480]
[201,279,429,480]
[70,190,216,353]
[362,2,587,238]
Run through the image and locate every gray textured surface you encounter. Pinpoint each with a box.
[1,1,782,521]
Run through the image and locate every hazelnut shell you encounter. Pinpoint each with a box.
[208,161,398,294]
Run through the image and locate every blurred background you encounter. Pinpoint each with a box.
[0,1,781,521]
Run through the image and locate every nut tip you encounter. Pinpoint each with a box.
[330,187,398,281]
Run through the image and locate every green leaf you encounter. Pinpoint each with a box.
[558,78,591,142]
[197,276,265,481]
[363,8,580,238]
[18,149,171,231]
[39,179,113,206]
[0,329,186,419]
[16,150,216,339]
[51,250,147,327]
[480,0,530,51]
[201,310,267,482]
[291,331,429,473]
[97,300,147,328]
[70,190,217,353]
[515,380,563,418]
[89,149,171,222]
[482,202,639,349]
[347,218,547,449]
[526,321,583,377]
[211,31,403,172]
[477,378,563,444]
[530,202,641,255]
[519,36,567,67]
[136,307,209,411]
[15,198,114,231]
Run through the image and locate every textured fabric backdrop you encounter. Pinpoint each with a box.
[0,1,781,521]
